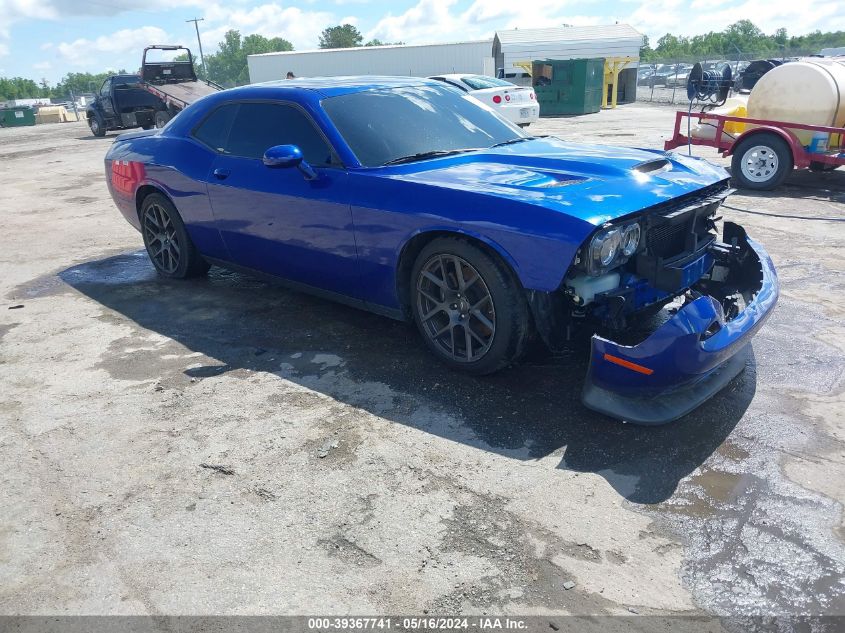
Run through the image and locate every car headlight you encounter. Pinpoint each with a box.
[621,223,641,257]
[593,228,621,267]
[582,221,641,275]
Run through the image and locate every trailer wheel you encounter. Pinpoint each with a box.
[731,133,792,191]
[155,111,171,129]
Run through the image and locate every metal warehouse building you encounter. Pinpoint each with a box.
[495,24,643,100]
[247,24,643,101]
[248,40,495,84]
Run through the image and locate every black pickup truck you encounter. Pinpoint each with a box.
[86,74,165,137]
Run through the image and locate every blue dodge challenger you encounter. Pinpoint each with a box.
[104,77,778,424]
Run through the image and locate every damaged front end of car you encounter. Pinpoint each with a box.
[529,181,779,425]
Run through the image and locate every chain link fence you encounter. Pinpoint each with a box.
[635,49,820,104]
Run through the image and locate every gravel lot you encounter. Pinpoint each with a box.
[1,104,843,629]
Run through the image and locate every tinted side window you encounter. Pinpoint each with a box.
[100,80,111,96]
[224,102,334,166]
[193,104,239,152]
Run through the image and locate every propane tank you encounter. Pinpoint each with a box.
[747,58,845,146]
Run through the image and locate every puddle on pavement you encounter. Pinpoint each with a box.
[7,250,154,301]
[717,441,750,462]
[661,469,753,518]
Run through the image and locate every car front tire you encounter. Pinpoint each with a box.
[140,193,210,279]
[411,237,532,375]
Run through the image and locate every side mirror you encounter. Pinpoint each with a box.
[263,144,318,180]
[263,144,302,167]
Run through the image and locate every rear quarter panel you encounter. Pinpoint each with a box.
[106,134,229,260]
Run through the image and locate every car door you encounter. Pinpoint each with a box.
[99,78,116,122]
[204,101,360,299]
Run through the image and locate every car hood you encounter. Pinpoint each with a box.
[379,137,728,226]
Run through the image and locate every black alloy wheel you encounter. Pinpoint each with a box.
[411,238,532,375]
[143,200,180,274]
[140,193,209,279]
[416,253,496,363]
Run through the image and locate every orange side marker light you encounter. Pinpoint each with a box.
[603,353,654,376]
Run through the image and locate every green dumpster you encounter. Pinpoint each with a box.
[533,58,605,116]
[0,106,37,127]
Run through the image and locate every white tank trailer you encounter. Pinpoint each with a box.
[748,58,845,145]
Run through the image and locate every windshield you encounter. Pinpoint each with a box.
[322,85,525,167]
[461,75,513,90]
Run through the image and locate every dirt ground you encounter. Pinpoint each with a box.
[1,104,843,630]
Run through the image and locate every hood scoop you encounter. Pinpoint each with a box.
[633,158,672,174]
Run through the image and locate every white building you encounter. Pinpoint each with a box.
[247,24,644,102]
[248,40,494,84]
[494,25,643,76]
[494,24,643,99]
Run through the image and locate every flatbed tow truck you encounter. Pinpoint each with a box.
[140,45,223,128]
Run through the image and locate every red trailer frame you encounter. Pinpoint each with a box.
[664,110,845,170]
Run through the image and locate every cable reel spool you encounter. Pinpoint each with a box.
[686,62,733,106]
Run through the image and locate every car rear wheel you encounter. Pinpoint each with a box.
[89,116,105,137]
[140,193,210,279]
[731,133,792,190]
[411,238,531,375]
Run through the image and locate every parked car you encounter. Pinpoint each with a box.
[428,74,539,127]
[735,59,784,91]
[638,64,684,87]
[104,77,778,425]
[664,64,695,87]
[86,74,164,137]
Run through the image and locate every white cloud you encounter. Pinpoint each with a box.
[56,26,169,67]
[32,60,51,70]
[0,0,187,60]
[461,0,599,29]
[202,3,334,50]
[367,0,476,44]
[366,0,603,44]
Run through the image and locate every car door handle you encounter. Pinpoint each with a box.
[212,168,230,180]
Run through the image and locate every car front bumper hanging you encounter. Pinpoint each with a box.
[581,221,778,425]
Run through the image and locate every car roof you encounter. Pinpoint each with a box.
[232,75,439,98]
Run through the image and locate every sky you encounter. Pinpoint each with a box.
[1,0,843,84]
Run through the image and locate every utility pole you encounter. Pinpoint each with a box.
[186,18,206,79]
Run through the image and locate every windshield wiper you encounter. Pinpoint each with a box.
[490,135,548,148]
[382,148,481,166]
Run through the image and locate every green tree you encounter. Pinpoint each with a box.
[640,34,654,61]
[52,71,127,97]
[364,38,405,47]
[0,77,43,100]
[319,24,363,49]
[203,30,293,87]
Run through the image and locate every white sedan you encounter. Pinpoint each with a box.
[428,74,540,127]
